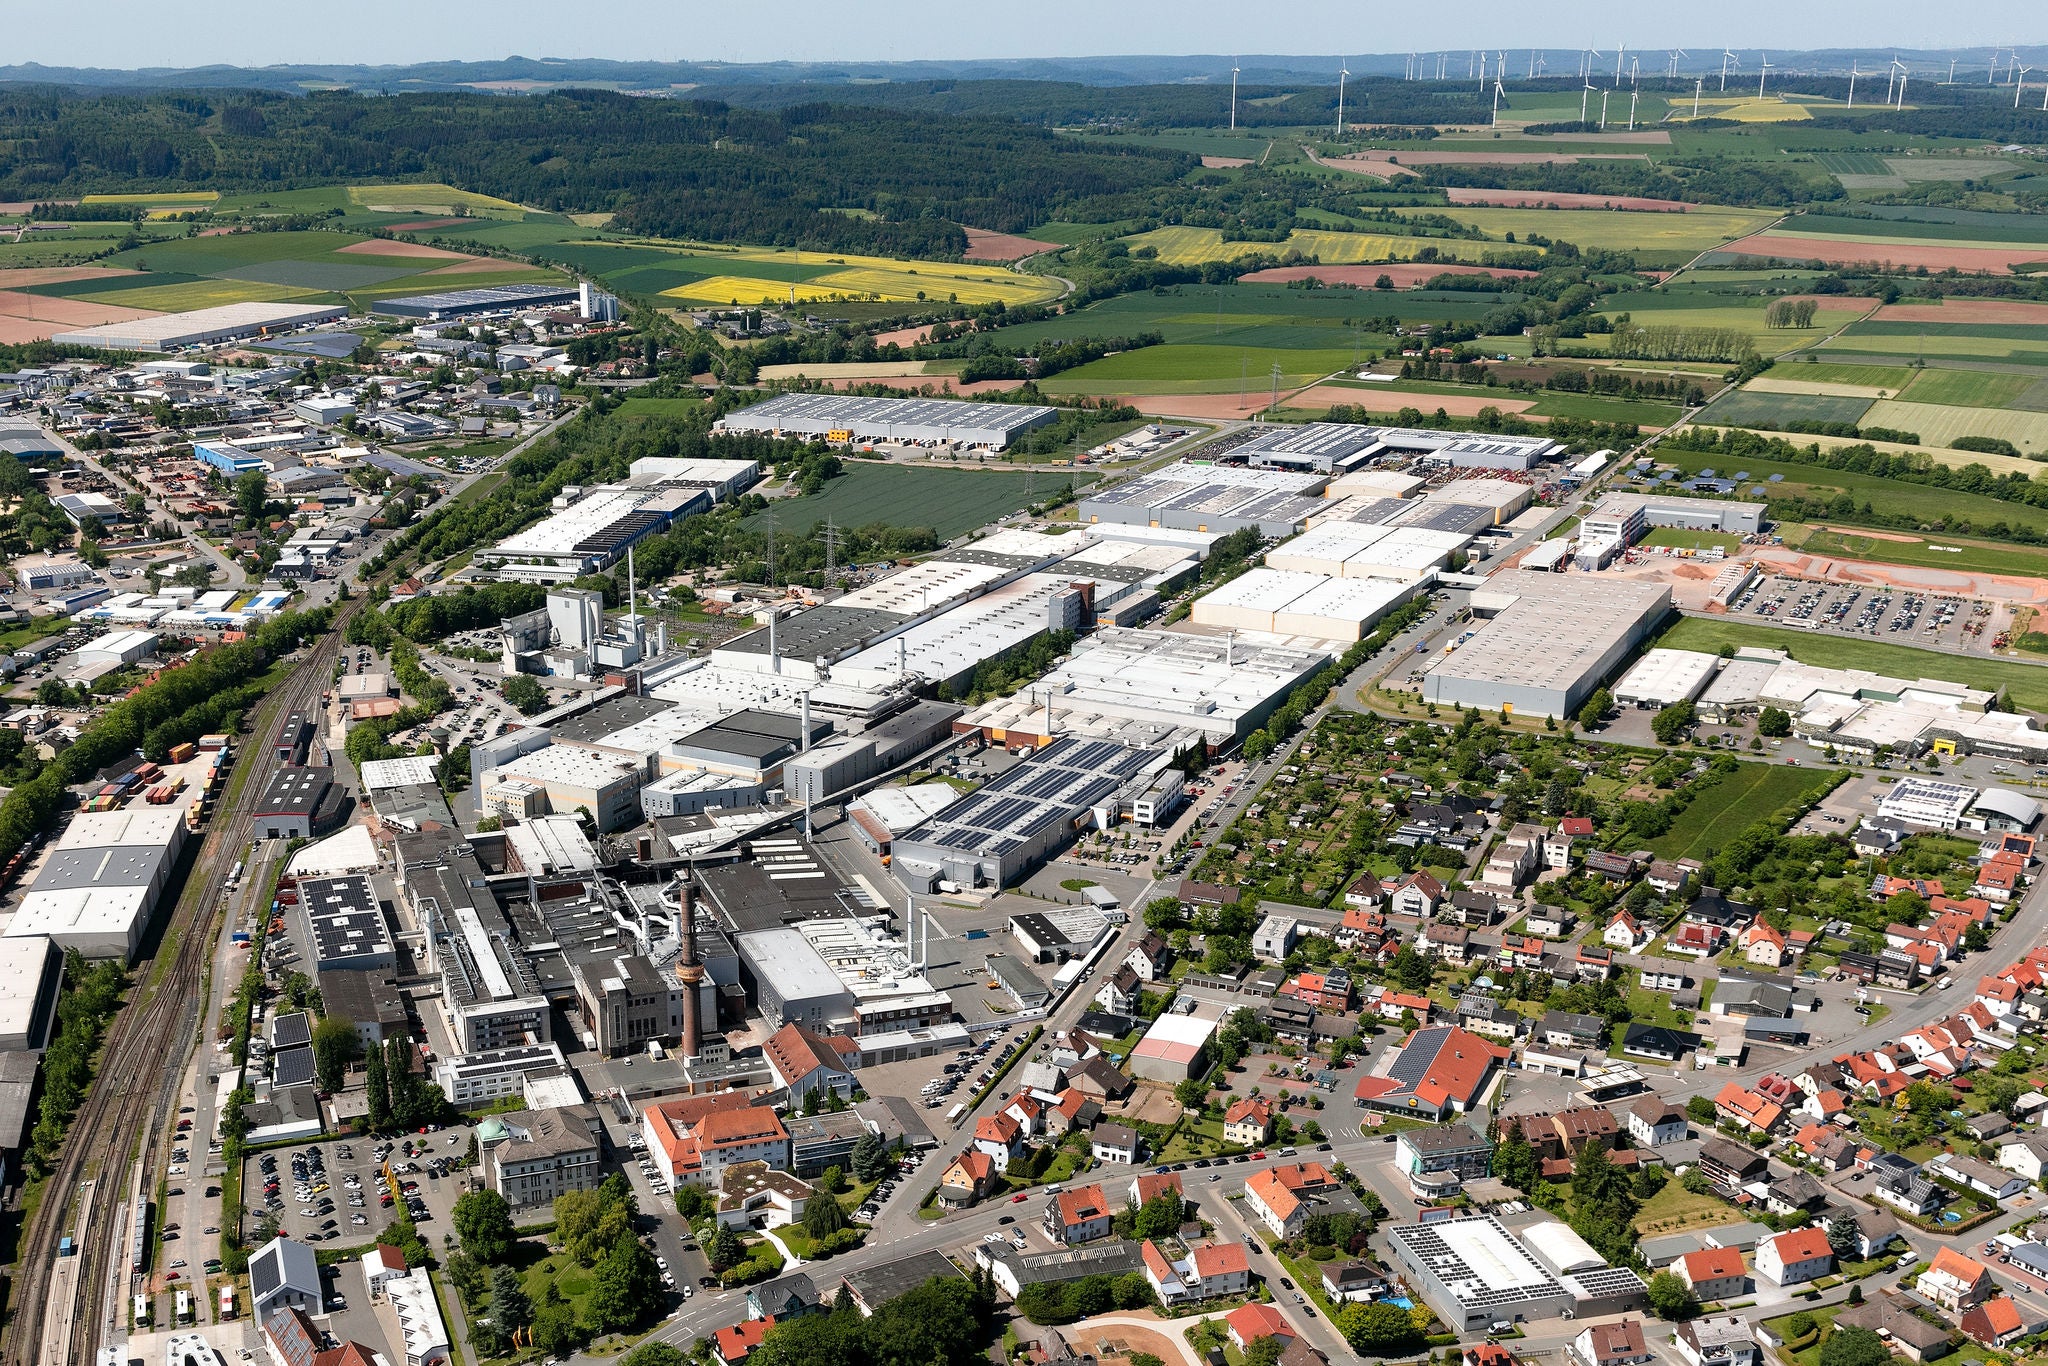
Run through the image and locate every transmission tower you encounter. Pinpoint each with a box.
[1269,361,1284,411]
[822,516,839,580]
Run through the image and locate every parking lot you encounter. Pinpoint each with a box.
[242,1125,476,1247]
[1728,575,2005,654]
[853,1025,1035,1133]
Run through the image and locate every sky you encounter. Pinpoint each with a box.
[0,0,2041,70]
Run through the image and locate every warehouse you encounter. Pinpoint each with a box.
[1192,567,1423,642]
[1234,422,1389,473]
[1385,1216,1572,1332]
[960,626,1329,750]
[371,283,582,320]
[734,928,855,1031]
[55,492,124,528]
[193,440,271,477]
[0,426,63,459]
[891,736,1165,892]
[1423,571,1672,718]
[782,701,962,803]
[7,806,190,959]
[1079,462,1329,538]
[1614,649,1718,710]
[639,766,767,818]
[1419,477,1535,525]
[475,484,711,584]
[1877,777,1978,830]
[847,784,961,857]
[1130,1012,1217,1082]
[714,392,1058,450]
[482,744,643,833]
[624,456,762,503]
[829,573,1093,691]
[297,874,397,972]
[1264,523,1469,582]
[74,629,159,668]
[254,766,334,842]
[49,302,348,353]
[0,937,63,1051]
[1581,492,1766,545]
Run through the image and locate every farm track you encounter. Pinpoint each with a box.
[1,605,357,1366]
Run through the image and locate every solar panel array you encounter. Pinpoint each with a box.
[901,735,1158,859]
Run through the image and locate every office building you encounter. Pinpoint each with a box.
[479,1107,602,1213]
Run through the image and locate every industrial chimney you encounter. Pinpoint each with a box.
[676,868,706,1060]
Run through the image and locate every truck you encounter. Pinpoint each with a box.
[646,1041,665,1061]
[945,1102,968,1126]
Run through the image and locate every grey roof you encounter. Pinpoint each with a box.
[250,1236,319,1304]
[1834,1297,1951,1350]
[841,1249,968,1305]
[1402,1122,1489,1154]
[1637,1232,1707,1264]
[981,1239,1145,1287]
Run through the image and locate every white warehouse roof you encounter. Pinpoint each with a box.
[1520,1220,1605,1275]
[1614,649,1718,709]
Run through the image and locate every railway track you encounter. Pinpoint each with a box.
[3,607,357,1366]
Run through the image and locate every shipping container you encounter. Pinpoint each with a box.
[168,742,197,764]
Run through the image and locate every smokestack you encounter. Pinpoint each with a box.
[769,608,780,673]
[677,868,705,1061]
[801,691,812,752]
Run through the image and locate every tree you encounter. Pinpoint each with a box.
[850,1132,890,1183]
[311,1014,362,1093]
[503,674,550,715]
[1645,1271,1699,1320]
[707,1226,746,1271]
[1652,700,1697,745]
[530,1301,580,1357]
[1686,1096,1716,1124]
[675,1186,712,1222]
[1758,706,1792,738]
[1494,1120,1539,1192]
[804,1191,850,1239]
[1825,1216,1860,1260]
[235,468,269,523]
[1246,1338,1286,1366]
[1820,1327,1892,1366]
[623,1345,685,1366]
[817,1165,847,1195]
[1133,1193,1183,1240]
[491,1265,533,1333]
[588,1238,663,1332]
[1391,946,1434,992]
[1337,1301,1425,1355]
[1577,688,1612,731]
[365,1046,391,1130]
[1174,1077,1208,1111]
[452,1190,515,1265]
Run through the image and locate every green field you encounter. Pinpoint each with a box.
[746,462,1094,540]
[1656,616,2048,713]
[1861,399,2048,453]
[1656,448,2048,535]
[1639,526,1743,552]
[1792,526,2048,579]
[1765,361,1916,388]
[1040,343,1356,395]
[1813,153,1893,176]
[1898,368,2039,407]
[1647,761,1837,859]
[614,397,704,418]
[1436,205,1783,257]
[1699,388,1875,427]
[1784,211,2048,245]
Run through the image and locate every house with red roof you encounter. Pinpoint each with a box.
[1371,990,1433,1023]
[1666,923,1724,958]
[1242,1163,1338,1239]
[1003,1093,1046,1138]
[938,1151,997,1208]
[1917,1247,1994,1313]
[642,1094,791,1188]
[1756,1229,1833,1286]
[1224,1097,1273,1147]
[1962,1295,2042,1348]
[714,1318,776,1366]
[1129,1171,1183,1209]
[1604,909,1650,953]
[1974,855,2024,905]
[1388,871,1445,917]
[972,1113,1025,1172]
[1281,970,1355,1012]
[1043,1089,1101,1137]
[1354,1025,1504,1122]
[1674,1246,1748,1302]
[1225,1303,1296,1352]
[1713,1084,1783,1136]
[1045,1183,1114,1244]
[1741,923,1787,968]
[761,1023,859,1109]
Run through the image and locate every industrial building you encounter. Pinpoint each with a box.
[0,937,63,1052]
[296,874,396,973]
[1232,422,1560,473]
[734,928,855,1031]
[434,1043,571,1106]
[254,766,334,841]
[370,283,584,320]
[714,392,1058,450]
[1266,522,1470,581]
[1614,649,1719,710]
[890,736,1167,891]
[1191,567,1424,642]
[782,701,962,804]
[399,829,553,1053]
[49,302,348,353]
[959,627,1329,751]
[482,744,642,832]
[1581,492,1767,546]
[74,630,159,668]
[1130,1012,1216,1082]
[1385,1216,1572,1332]
[1423,571,1672,718]
[475,484,713,584]
[1079,463,1329,538]
[6,806,190,959]
[193,440,272,477]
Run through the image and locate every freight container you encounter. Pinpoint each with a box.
[168,742,197,764]
[197,734,231,751]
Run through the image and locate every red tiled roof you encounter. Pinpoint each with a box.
[1677,1247,1745,1283]
[1227,1303,1296,1344]
[1193,1242,1251,1277]
[715,1317,775,1364]
[1055,1183,1111,1228]
[1767,1228,1833,1263]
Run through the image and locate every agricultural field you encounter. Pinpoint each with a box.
[1645,761,1838,860]
[1859,399,2048,454]
[1895,368,2042,408]
[1698,388,1875,428]
[1039,343,1359,396]
[1821,323,2048,366]
[1749,360,1915,390]
[745,462,1092,540]
[1787,526,2048,580]
[1656,615,2048,713]
[1119,225,1468,267]
[526,238,1056,308]
[1437,205,1784,256]
[343,183,527,215]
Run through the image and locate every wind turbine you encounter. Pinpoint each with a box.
[1847,61,1859,110]
[1668,50,1688,79]
[1493,75,1507,125]
[1989,49,2001,84]
[1721,49,1739,91]
[1628,87,1640,129]
[1757,53,1773,100]
[1615,42,1626,84]
[1693,77,1704,118]
[1336,59,1349,136]
[1229,57,1240,130]
[1946,57,1957,84]
[1599,87,1611,130]
[1477,49,1487,92]
[1528,50,1538,79]
[1893,59,1909,108]
[1582,78,1596,123]
[2018,65,2033,108]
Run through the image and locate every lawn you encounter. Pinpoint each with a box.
[615,397,704,418]
[749,462,1091,539]
[1645,762,1837,860]
[1631,1180,1747,1236]
[1656,615,2048,712]
[1791,525,2048,579]
[1655,447,2048,536]
[1639,526,1743,552]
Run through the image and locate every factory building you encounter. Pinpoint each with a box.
[1232,422,1559,473]
[296,873,397,972]
[961,627,1329,751]
[1080,463,1330,538]
[481,744,642,833]
[572,953,685,1057]
[193,440,273,477]
[371,283,584,320]
[1581,492,1767,546]
[74,630,159,668]
[434,1042,571,1106]
[50,301,348,353]
[1613,649,1719,710]
[1385,1216,1573,1332]
[1191,568,1426,643]
[714,392,1058,450]
[734,928,856,1031]
[254,766,334,842]
[1423,571,1672,718]
[783,701,962,804]
[891,736,1167,892]
[475,484,712,584]
[6,806,190,960]
[399,830,552,1053]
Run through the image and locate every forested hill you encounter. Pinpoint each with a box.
[0,87,1192,254]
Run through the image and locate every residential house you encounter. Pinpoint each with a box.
[1584,850,1639,881]
[1573,944,1615,981]
[1092,1123,1142,1165]
[1543,825,1578,870]
[1818,1206,1902,1260]
[1869,1154,1946,1218]
[1741,923,1787,968]
[1647,860,1691,897]
[1675,1248,1749,1303]
[1388,872,1445,917]
[1620,1023,1701,1064]
[1372,990,1433,1024]
[1755,1229,1833,1286]
[938,1151,997,1208]
[1321,1262,1387,1305]
[1242,1163,1338,1239]
[1698,1137,1769,1192]
[1144,1241,1251,1306]
[1962,1297,2043,1349]
[1541,1011,1608,1049]
[1226,1304,1296,1353]
[971,1113,1025,1174]
[1282,968,1355,1012]
[1252,914,1299,962]
[1094,966,1141,1016]
[1605,910,1651,953]
[1126,933,1174,982]
[714,1320,775,1366]
[1342,873,1384,911]
[1934,1153,2028,1201]
[1044,1089,1102,1138]
[1420,923,1473,964]
[1832,1296,1953,1363]
[1673,1318,1757,1366]
[747,1272,821,1321]
[1224,1097,1273,1147]
[1916,1247,1995,1314]
[1570,1320,1653,1366]
[1765,1171,1828,1217]
[1628,1097,1688,1148]
[1045,1184,1115,1245]
[1996,1132,2048,1182]
[1525,906,1574,938]
[1666,923,1725,959]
